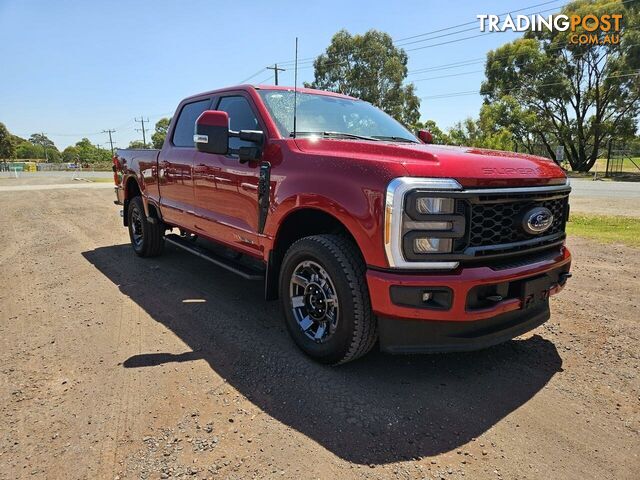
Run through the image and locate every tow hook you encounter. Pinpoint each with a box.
[559,272,572,286]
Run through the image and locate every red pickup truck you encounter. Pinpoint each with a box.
[113,84,572,364]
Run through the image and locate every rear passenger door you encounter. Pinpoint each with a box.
[158,98,211,229]
[192,93,263,256]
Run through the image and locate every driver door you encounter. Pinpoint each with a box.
[192,93,263,257]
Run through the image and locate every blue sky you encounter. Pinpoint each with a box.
[0,0,558,149]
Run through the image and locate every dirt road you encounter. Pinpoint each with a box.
[1,183,638,479]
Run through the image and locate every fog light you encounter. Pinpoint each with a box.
[416,197,454,214]
[413,237,452,253]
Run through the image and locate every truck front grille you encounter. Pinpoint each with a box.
[469,195,568,248]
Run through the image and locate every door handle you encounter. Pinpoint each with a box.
[241,183,258,191]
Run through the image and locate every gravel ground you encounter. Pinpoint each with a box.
[0,184,638,479]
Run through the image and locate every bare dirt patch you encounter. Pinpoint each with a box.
[0,187,638,479]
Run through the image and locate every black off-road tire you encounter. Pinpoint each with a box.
[127,196,164,257]
[279,234,377,365]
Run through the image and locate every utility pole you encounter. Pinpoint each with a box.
[266,64,286,85]
[40,132,49,162]
[134,117,150,147]
[102,129,116,155]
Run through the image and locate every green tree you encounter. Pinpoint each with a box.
[448,118,483,147]
[29,133,55,149]
[15,141,59,161]
[480,0,639,171]
[306,29,421,126]
[128,140,147,149]
[73,138,111,162]
[0,122,16,160]
[152,117,171,149]
[413,119,451,144]
[478,97,542,154]
[62,146,80,162]
[28,133,60,161]
[16,132,61,161]
[446,117,514,151]
[16,142,41,159]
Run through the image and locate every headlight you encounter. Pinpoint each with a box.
[413,237,452,253]
[415,197,454,215]
[384,177,464,269]
[407,194,457,253]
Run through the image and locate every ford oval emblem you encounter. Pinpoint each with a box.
[522,207,554,235]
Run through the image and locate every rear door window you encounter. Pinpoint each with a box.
[172,99,211,147]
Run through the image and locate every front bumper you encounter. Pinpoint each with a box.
[366,247,571,353]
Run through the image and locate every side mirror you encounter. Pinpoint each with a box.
[417,129,433,144]
[194,110,230,154]
[238,130,264,144]
[194,110,265,162]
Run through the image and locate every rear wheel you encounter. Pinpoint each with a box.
[279,234,377,365]
[127,196,164,257]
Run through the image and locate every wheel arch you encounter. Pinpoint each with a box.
[122,175,162,226]
[122,175,141,226]
[265,207,365,300]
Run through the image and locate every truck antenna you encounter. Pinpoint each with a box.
[292,37,298,138]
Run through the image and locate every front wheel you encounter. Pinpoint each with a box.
[127,196,164,257]
[279,234,377,365]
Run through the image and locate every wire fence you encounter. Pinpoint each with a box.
[0,161,112,172]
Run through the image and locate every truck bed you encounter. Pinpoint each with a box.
[114,148,161,200]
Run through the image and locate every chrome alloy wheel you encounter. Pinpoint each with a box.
[289,260,339,343]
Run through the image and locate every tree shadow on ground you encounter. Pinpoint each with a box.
[83,244,562,465]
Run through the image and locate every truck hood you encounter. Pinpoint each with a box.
[293,138,567,188]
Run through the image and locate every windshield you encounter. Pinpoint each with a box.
[258,90,417,142]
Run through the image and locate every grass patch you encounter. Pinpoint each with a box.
[594,157,640,173]
[567,214,640,247]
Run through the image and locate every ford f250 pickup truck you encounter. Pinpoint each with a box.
[113,84,572,365]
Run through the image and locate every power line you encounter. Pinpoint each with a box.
[411,70,484,83]
[239,68,268,84]
[255,73,274,85]
[420,70,640,100]
[273,0,635,80]
[402,32,640,83]
[403,31,499,53]
[278,28,591,76]
[407,59,485,76]
[268,4,575,83]
[394,0,561,43]
[274,0,566,68]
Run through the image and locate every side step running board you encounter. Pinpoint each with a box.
[164,234,264,281]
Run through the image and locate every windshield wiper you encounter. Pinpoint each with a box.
[371,135,420,143]
[291,131,380,141]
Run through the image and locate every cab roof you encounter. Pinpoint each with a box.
[183,84,359,103]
